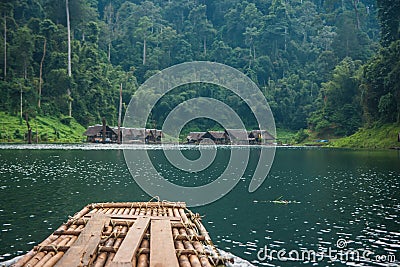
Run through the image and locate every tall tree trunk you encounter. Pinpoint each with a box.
[108,43,111,62]
[38,38,46,109]
[23,60,27,80]
[3,13,6,81]
[203,36,207,56]
[102,117,106,144]
[143,38,146,65]
[117,83,122,144]
[35,120,38,143]
[105,2,114,63]
[66,0,71,77]
[351,0,360,29]
[66,0,72,116]
[20,86,22,118]
[25,113,32,144]
[284,26,288,52]
[67,89,72,117]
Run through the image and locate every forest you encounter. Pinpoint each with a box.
[0,0,399,140]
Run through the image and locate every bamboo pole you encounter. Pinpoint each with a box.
[93,223,121,267]
[70,205,91,221]
[72,219,186,228]
[179,228,202,267]
[105,208,114,215]
[192,215,222,261]
[34,236,71,267]
[111,208,119,214]
[173,228,191,267]
[139,208,146,216]
[134,208,140,215]
[146,208,151,216]
[100,208,108,214]
[168,208,174,217]
[89,208,99,214]
[179,209,189,224]
[103,225,128,265]
[162,207,168,217]
[13,223,69,267]
[187,228,212,267]
[89,202,186,209]
[39,225,82,267]
[173,208,180,218]
[137,239,149,267]
[152,207,158,216]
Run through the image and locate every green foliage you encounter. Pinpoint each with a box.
[361,40,400,124]
[0,112,85,143]
[309,58,363,137]
[293,128,309,144]
[60,116,72,126]
[377,0,400,46]
[331,123,400,149]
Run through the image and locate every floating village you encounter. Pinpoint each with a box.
[83,124,275,145]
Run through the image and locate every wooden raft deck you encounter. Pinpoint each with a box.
[12,202,232,267]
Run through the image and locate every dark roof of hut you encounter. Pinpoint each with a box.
[115,127,146,139]
[205,131,227,139]
[83,125,117,136]
[146,129,163,138]
[226,129,251,141]
[187,132,206,141]
[250,130,275,140]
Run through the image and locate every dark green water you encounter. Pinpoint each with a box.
[0,145,399,266]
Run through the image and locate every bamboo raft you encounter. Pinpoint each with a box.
[12,202,233,267]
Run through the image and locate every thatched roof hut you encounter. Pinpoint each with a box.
[250,130,275,143]
[202,131,228,144]
[187,132,206,143]
[118,128,146,143]
[83,125,118,143]
[146,129,163,143]
[226,129,253,144]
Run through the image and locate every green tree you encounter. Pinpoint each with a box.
[309,58,362,136]
[377,0,400,46]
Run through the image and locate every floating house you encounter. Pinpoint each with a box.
[250,130,275,144]
[226,129,253,145]
[146,129,163,143]
[186,129,276,145]
[187,132,206,144]
[202,131,229,144]
[83,126,164,144]
[117,127,147,143]
[83,125,118,143]
[12,201,233,267]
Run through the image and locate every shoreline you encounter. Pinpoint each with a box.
[0,142,398,151]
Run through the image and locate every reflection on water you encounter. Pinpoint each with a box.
[0,146,399,266]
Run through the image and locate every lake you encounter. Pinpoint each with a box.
[0,145,399,266]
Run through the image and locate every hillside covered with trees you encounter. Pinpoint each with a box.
[0,0,399,141]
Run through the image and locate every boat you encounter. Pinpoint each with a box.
[10,201,233,267]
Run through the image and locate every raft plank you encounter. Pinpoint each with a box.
[54,213,109,267]
[90,202,186,209]
[110,217,151,267]
[83,214,182,221]
[150,219,179,267]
